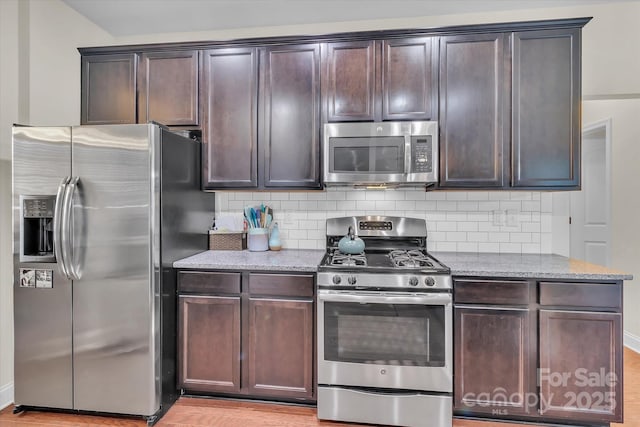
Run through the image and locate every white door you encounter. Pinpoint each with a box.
[570,120,611,266]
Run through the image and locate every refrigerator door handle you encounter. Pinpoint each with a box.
[61,176,80,280]
[54,177,71,278]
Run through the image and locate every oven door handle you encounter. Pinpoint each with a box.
[318,290,451,306]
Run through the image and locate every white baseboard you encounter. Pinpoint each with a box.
[624,331,640,354]
[0,382,13,410]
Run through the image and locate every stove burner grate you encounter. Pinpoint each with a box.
[330,251,367,267]
[389,249,435,268]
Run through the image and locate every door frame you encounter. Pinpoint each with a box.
[570,118,612,266]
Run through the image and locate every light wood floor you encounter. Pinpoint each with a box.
[1,347,638,427]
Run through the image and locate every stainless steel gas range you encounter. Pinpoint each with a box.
[316,216,452,427]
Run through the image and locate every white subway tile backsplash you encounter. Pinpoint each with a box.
[215,190,553,254]
[446,192,468,201]
[500,242,522,253]
[289,193,308,201]
[436,241,457,251]
[437,201,457,211]
[396,200,417,211]
[415,200,438,211]
[356,200,376,210]
[467,232,489,242]
[298,201,318,210]
[436,222,457,232]
[375,200,396,210]
[458,222,479,232]
[384,191,406,201]
[458,242,479,252]
[446,231,467,242]
[308,192,327,201]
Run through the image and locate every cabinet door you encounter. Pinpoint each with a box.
[248,297,314,399]
[138,50,199,126]
[439,34,509,188]
[512,29,580,188]
[81,54,137,125]
[382,37,438,120]
[260,44,321,188]
[454,306,536,416]
[539,310,622,422]
[202,48,258,189]
[324,41,377,121]
[178,295,241,393]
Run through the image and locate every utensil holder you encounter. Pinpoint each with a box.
[247,228,269,252]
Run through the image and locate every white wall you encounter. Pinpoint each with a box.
[0,0,21,409]
[582,99,640,345]
[0,0,113,408]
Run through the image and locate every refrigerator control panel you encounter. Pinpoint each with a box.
[23,198,55,218]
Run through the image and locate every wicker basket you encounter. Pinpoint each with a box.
[208,231,247,251]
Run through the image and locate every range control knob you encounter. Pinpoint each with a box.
[425,277,436,287]
[409,277,419,287]
[332,275,342,285]
[348,276,357,285]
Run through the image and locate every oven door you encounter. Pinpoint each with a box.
[318,290,452,392]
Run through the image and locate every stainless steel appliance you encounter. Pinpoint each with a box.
[12,124,214,424]
[323,121,438,187]
[317,216,452,427]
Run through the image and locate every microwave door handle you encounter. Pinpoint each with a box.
[54,177,71,278]
[404,133,411,175]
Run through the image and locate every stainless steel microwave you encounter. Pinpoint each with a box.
[323,121,438,187]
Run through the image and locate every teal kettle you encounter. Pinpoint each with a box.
[338,226,365,254]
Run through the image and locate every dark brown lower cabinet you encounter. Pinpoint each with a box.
[454,277,623,425]
[178,271,315,402]
[455,306,535,416]
[539,309,622,423]
[178,295,241,393]
[248,298,314,399]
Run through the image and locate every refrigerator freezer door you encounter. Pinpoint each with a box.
[12,127,73,409]
[70,125,159,416]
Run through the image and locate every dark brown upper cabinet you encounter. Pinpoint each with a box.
[439,33,509,188]
[512,28,581,189]
[201,47,258,189]
[324,40,376,122]
[81,53,137,125]
[138,50,200,126]
[323,37,437,122]
[260,44,321,189]
[382,37,438,121]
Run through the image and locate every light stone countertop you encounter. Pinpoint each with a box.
[173,250,632,281]
[173,249,325,272]
[433,252,633,281]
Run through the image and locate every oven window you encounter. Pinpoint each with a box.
[324,302,445,367]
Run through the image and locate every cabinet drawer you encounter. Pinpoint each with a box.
[178,271,241,294]
[454,279,531,305]
[249,273,314,298]
[539,282,621,309]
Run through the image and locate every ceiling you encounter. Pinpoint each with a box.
[61,0,629,37]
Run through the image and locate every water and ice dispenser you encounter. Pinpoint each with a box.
[20,195,56,263]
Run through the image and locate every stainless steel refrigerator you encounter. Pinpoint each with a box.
[12,123,214,424]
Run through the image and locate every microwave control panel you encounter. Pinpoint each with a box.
[411,136,433,173]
